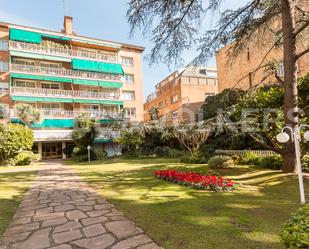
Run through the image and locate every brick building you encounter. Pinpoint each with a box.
[144,67,218,123]
[0,16,144,159]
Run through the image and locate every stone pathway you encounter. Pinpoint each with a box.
[0,161,162,249]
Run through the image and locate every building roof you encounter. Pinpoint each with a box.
[0,21,145,52]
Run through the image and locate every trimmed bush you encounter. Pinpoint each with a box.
[14,152,32,166]
[93,147,108,160]
[167,148,184,158]
[153,146,170,157]
[239,152,262,165]
[280,204,309,249]
[0,124,33,165]
[260,155,282,170]
[181,154,208,164]
[208,155,234,169]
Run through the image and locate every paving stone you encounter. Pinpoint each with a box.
[86,210,110,217]
[36,207,53,215]
[34,212,65,221]
[78,200,95,206]
[48,245,72,249]
[42,217,68,228]
[11,217,32,225]
[81,216,108,226]
[109,215,127,221]
[54,204,75,212]
[66,210,87,220]
[82,224,106,237]
[137,243,163,249]
[106,220,143,239]
[11,228,51,249]
[9,222,40,233]
[105,209,124,216]
[94,204,114,210]
[53,221,82,233]
[76,205,93,212]
[71,234,115,249]
[52,230,83,244]
[14,210,35,218]
[22,204,47,212]
[2,231,31,244]
[49,202,62,207]
[111,235,153,249]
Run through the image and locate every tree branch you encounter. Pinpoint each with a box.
[294,19,309,37]
[296,47,309,60]
[248,133,283,154]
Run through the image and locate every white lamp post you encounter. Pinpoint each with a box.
[276,124,309,204]
[87,145,91,163]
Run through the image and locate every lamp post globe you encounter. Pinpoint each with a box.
[276,132,290,143]
[304,131,309,142]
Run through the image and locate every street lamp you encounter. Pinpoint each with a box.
[276,124,309,204]
[87,145,91,163]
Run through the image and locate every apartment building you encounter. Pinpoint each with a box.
[144,67,218,123]
[216,37,309,92]
[0,16,144,159]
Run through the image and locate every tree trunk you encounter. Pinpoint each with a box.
[281,0,298,173]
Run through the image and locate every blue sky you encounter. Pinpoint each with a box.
[0,0,246,99]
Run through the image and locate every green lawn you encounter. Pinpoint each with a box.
[70,157,309,249]
[0,170,37,238]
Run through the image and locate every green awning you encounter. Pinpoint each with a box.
[98,81,123,88]
[11,95,73,103]
[100,100,124,105]
[42,34,71,41]
[10,28,42,44]
[32,119,74,128]
[11,73,73,83]
[72,59,124,75]
[10,51,71,62]
[74,99,101,104]
[73,79,98,86]
[94,139,113,143]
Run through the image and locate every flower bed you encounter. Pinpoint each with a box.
[154,170,236,191]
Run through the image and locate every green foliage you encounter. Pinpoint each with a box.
[202,88,245,120]
[260,155,283,170]
[153,146,170,157]
[239,152,262,165]
[180,154,208,164]
[92,147,108,160]
[280,204,309,249]
[14,152,32,166]
[0,124,33,165]
[115,129,144,155]
[207,155,234,169]
[0,105,8,119]
[15,103,41,126]
[72,114,99,161]
[166,148,184,158]
[302,156,309,171]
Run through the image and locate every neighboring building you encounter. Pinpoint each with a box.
[144,67,218,123]
[216,37,309,92]
[0,16,144,159]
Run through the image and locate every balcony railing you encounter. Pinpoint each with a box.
[10,64,122,82]
[10,41,117,63]
[11,108,123,120]
[11,87,120,100]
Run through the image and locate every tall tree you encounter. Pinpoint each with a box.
[127,0,309,172]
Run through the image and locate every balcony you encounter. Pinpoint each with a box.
[10,41,117,63]
[11,87,120,101]
[10,64,122,82]
[11,108,123,120]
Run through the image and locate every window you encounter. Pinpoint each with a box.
[172,111,178,120]
[41,82,60,90]
[122,91,135,101]
[124,108,136,118]
[121,57,134,67]
[13,59,35,66]
[207,78,216,85]
[0,61,9,72]
[42,103,61,110]
[15,80,36,88]
[0,82,9,93]
[124,74,134,84]
[40,62,61,68]
[83,104,99,111]
[0,40,8,51]
[170,95,178,104]
[205,92,215,99]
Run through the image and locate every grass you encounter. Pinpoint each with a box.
[0,170,37,238]
[0,164,40,171]
[70,157,309,249]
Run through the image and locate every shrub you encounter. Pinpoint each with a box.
[260,155,283,170]
[239,152,262,165]
[302,156,309,171]
[92,147,108,160]
[14,152,32,166]
[153,146,170,157]
[0,124,33,165]
[208,155,234,169]
[280,204,309,249]
[181,154,208,164]
[230,154,242,164]
[167,148,184,158]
